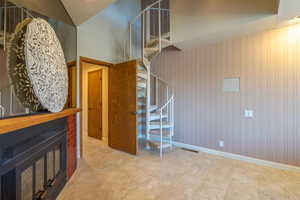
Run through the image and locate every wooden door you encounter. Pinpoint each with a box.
[109,60,137,155]
[88,70,102,140]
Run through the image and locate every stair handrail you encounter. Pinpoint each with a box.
[127,0,170,60]
[158,94,174,157]
[159,95,174,111]
[150,72,168,86]
[130,0,165,25]
[150,72,173,109]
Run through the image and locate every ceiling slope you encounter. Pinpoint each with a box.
[60,0,117,25]
[278,0,300,21]
[171,0,280,49]
[10,0,74,25]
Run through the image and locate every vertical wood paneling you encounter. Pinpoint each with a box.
[152,23,300,166]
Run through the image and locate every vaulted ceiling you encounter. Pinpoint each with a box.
[171,0,280,49]
[60,0,117,25]
[9,0,74,25]
[14,0,298,49]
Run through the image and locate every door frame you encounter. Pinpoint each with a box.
[79,57,113,157]
[67,61,77,108]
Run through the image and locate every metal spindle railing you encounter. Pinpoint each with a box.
[158,95,174,157]
[0,3,34,118]
[125,0,170,61]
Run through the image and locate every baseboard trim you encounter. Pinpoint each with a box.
[172,141,300,173]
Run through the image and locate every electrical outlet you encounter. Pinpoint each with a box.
[219,140,224,148]
[245,109,254,118]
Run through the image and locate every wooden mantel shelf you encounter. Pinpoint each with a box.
[0,108,81,135]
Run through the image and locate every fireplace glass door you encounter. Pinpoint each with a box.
[19,145,62,200]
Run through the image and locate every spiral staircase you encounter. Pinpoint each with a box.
[125,0,174,158]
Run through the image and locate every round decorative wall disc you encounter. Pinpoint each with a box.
[25,18,68,113]
[7,18,43,112]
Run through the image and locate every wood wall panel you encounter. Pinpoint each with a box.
[152,23,300,166]
[67,114,77,179]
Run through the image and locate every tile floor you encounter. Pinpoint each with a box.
[58,137,300,200]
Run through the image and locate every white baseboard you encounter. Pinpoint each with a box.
[173,141,300,173]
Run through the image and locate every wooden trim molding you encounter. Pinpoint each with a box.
[80,57,114,67]
[0,108,81,135]
[173,141,300,173]
[79,57,113,157]
[67,61,76,68]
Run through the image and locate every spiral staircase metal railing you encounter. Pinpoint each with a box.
[125,0,174,158]
[0,3,34,118]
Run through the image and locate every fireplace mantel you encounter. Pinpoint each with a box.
[0,108,81,135]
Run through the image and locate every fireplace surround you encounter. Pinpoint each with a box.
[0,118,69,200]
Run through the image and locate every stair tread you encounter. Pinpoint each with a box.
[149,122,173,130]
[146,38,172,48]
[138,89,146,94]
[144,47,159,58]
[143,58,151,68]
[138,113,168,122]
[144,47,159,52]
[137,77,146,82]
[138,64,147,71]
[150,113,168,121]
[151,32,170,40]
[137,110,146,114]
[138,94,145,98]
[137,82,146,88]
[138,102,146,106]
[149,130,172,136]
[149,105,158,112]
[150,121,172,125]
[137,71,147,80]
[147,140,172,149]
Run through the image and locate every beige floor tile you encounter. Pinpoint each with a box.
[57,137,300,200]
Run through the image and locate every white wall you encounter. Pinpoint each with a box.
[76,0,140,157]
[77,0,141,64]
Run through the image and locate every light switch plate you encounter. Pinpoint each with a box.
[219,140,224,148]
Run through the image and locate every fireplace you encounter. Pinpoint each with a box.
[0,118,68,200]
